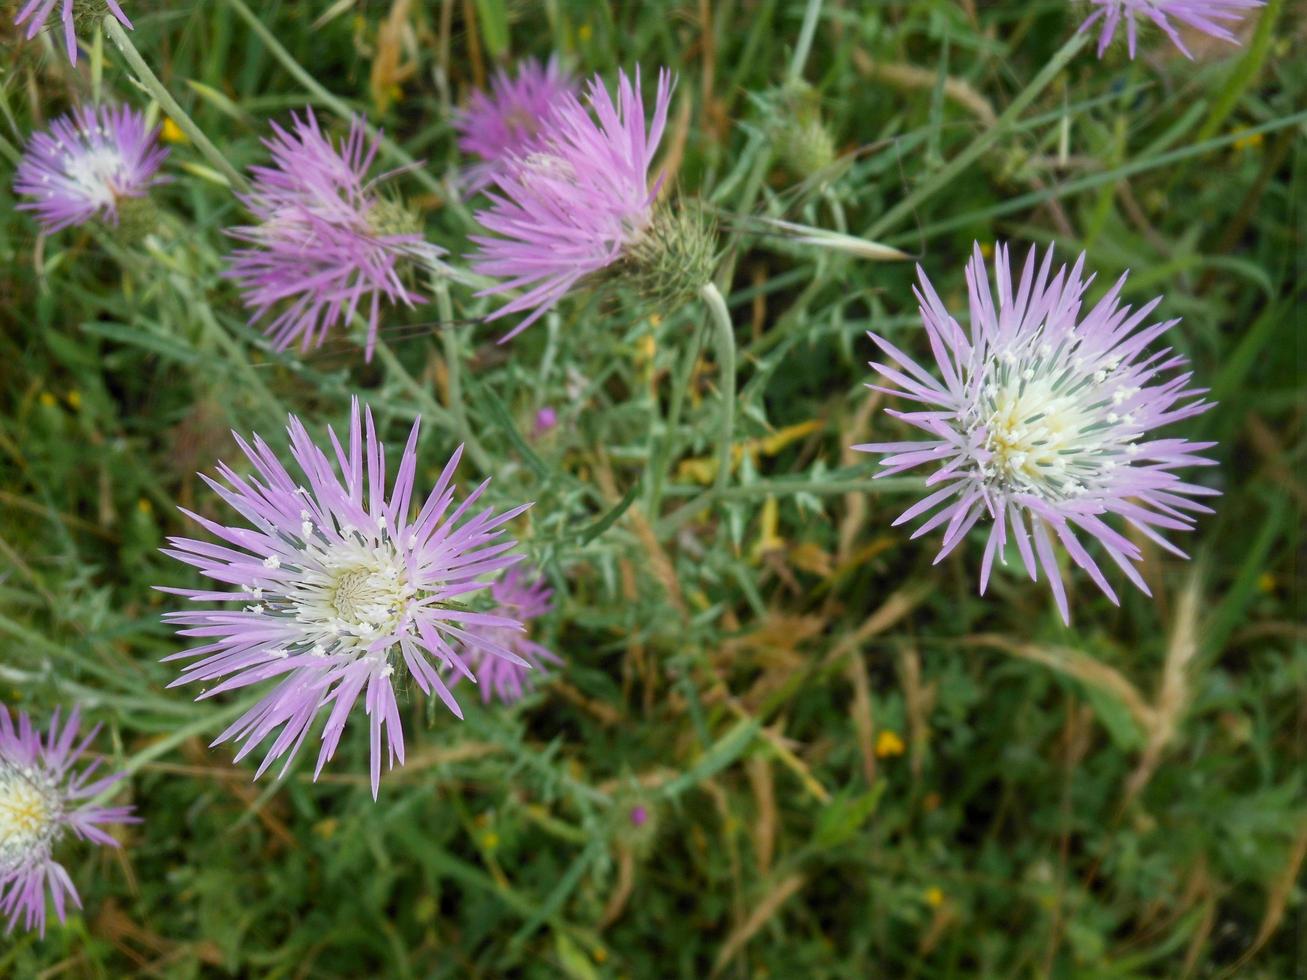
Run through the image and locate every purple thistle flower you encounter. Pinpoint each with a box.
[465,567,561,705]
[532,406,558,437]
[1078,0,1265,59]
[0,704,137,937]
[14,104,168,234]
[470,66,674,340]
[225,110,444,362]
[159,399,532,798]
[855,243,1218,624]
[453,55,577,195]
[13,0,132,63]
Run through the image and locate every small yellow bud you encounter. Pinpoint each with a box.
[314,818,339,839]
[925,886,944,908]
[161,118,188,144]
[875,729,906,758]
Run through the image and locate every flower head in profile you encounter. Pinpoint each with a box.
[453,56,577,194]
[856,243,1218,623]
[1,704,137,936]
[14,0,132,63]
[160,399,532,797]
[470,66,674,340]
[225,110,443,362]
[466,567,561,705]
[14,104,168,234]
[1079,0,1265,58]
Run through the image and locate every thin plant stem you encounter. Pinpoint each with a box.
[864,31,1087,241]
[433,275,493,473]
[788,0,824,84]
[0,132,21,166]
[645,315,707,519]
[699,281,736,496]
[103,16,250,195]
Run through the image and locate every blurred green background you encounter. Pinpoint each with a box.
[0,0,1302,976]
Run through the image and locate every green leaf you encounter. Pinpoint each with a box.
[553,931,600,980]
[1080,682,1146,752]
[473,0,510,58]
[814,782,887,849]
[579,476,642,545]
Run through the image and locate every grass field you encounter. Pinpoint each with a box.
[0,0,1303,976]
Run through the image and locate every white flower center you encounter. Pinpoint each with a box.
[969,336,1136,501]
[65,144,128,207]
[0,765,60,873]
[249,526,418,662]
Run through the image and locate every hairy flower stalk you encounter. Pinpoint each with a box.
[857,243,1218,623]
[225,110,444,362]
[465,568,561,705]
[160,400,533,797]
[0,705,137,936]
[14,104,168,234]
[13,0,131,63]
[453,55,577,194]
[1078,0,1265,58]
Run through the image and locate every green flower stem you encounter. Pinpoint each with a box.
[699,281,737,497]
[863,30,1087,241]
[645,316,707,519]
[103,16,250,195]
[433,275,494,473]
[788,0,824,84]
[0,132,22,167]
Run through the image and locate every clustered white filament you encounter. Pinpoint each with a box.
[0,763,59,873]
[244,505,416,669]
[966,328,1140,503]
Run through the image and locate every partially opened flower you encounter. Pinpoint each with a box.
[14,0,132,63]
[453,55,577,194]
[471,66,693,340]
[14,104,168,234]
[1079,0,1265,58]
[465,567,561,705]
[225,110,443,362]
[160,399,532,797]
[1,704,137,936]
[856,243,1218,623]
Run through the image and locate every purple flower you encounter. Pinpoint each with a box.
[855,244,1218,624]
[14,0,132,63]
[1079,0,1265,58]
[0,705,137,937]
[453,56,577,195]
[532,406,558,437]
[466,567,561,705]
[14,104,167,234]
[160,399,532,797]
[225,110,444,362]
[470,66,674,340]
